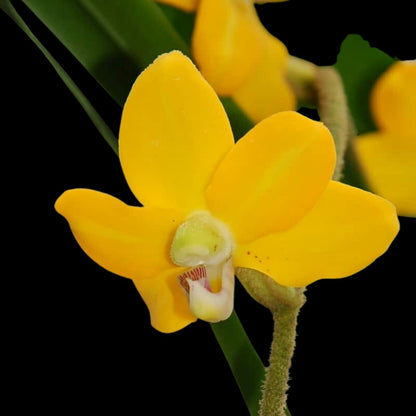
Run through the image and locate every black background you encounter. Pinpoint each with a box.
[2,1,414,415]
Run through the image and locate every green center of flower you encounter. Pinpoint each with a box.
[170,211,235,323]
[170,211,234,268]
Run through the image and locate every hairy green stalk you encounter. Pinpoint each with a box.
[316,66,356,181]
[259,303,303,416]
[236,268,305,416]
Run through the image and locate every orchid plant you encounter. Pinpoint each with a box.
[2,1,414,415]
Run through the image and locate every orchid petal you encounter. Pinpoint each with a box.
[353,132,416,217]
[119,51,234,213]
[371,60,416,135]
[55,189,183,280]
[234,181,399,287]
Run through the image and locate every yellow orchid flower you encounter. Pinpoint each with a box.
[55,51,399,334]
[353,60,416,217]
[156,0,296,122]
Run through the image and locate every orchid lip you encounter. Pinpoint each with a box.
[177,259,235,323]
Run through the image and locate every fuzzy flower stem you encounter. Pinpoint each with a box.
[235,269,305,416]
[259,303,303,416]
[315,66,356,181]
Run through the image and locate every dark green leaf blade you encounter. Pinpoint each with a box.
[211,311,265,416]
[22,0,138,105]
[79,0,191,65]
[22,0,191,106]
[335,34,395,135]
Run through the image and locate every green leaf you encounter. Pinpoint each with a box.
[22,0,190,106]
[1,0,118,155]
[211,311,265,416]
[335,34,395,135]
[78,0,191,65]
[21,0,134,105]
